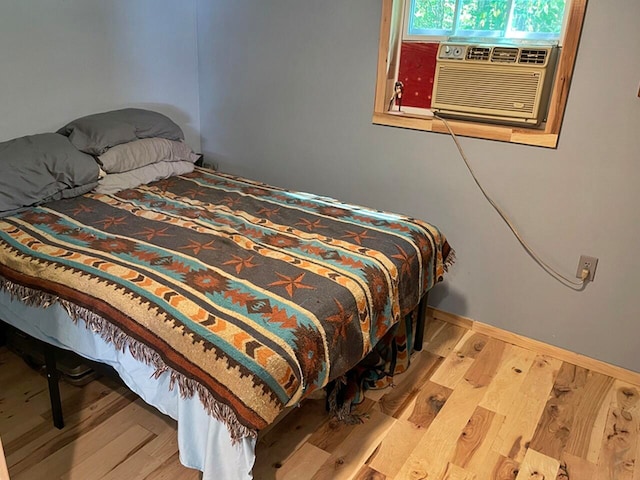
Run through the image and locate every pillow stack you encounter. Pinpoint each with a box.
[0,133,99,217]
[57,108,199,195]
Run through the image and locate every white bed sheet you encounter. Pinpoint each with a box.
[0,290,256,480]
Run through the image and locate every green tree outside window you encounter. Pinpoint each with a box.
[408,0,567,39]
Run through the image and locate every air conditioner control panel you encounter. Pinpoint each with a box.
[438,44,467,60]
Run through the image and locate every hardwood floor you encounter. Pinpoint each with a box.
[1,313,639,479]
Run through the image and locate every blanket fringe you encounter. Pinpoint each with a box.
[326,375,366,425]
[0,276,257,443]
[443,248,456,272]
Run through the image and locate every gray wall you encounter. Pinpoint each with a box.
[197,0,640,371]
[1,0,201,149]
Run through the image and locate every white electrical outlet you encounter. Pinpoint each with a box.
[576,255,598,282]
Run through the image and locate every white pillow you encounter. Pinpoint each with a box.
[97,137,199,174]
[94,160,194,195]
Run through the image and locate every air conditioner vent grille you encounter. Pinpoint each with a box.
[433,67,541,114]
[491,47,518,63]
[519,49,548,64]
[467,46,491,61]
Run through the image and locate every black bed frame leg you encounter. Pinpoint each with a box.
[413,292,429,352]
[43,343,64,429]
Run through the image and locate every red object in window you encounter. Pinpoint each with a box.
[397,42,439,109]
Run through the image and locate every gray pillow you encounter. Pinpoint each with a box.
[97,137,199,174]
[57,108,185,156]
[0,133,100,216]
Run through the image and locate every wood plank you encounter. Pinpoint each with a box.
[371,112,559,148]
[422,314,446,337]
[141,427,180,459]
[509,132,558,148]
[397,380,452,428]
[311,409,396,480]
[365,350,443,404]
[564,369,615,460]
[0,369,48,419]
[595,381,639,479]
[376,351,443,418]
[307,398,376,454]
[464,338,506,389]
[479,343,536,416]
[394,379,488,480]
[451,406,505,472]
[274,443,330,480]
[514,449,559,480]
[560,452,596,479]
[430,331,489,389]
[373,0,394,114]
[253,398,328,479]
[354,465,386,479]
[366,419,426,477]
[529,362,592,460]
[431,117,513,142]
[128,397,177,436]
[430,350,476,390]
[100,408,184,480]
[424,319,468,358]
[100,449,158,480]
[141,452,200,480]
[494,355,562,462]
[62,424,155,479]
[456,332,490,360]
[545,0,588,133]
[0,414,43,454]
[101,429,178,480]
[442,462,476,479]
[472,450,519,480]
[363,386,387,403]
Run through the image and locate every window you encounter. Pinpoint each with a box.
[372,0,588,148]
[407,0,568,42]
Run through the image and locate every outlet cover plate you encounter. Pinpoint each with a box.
[577,255,598,281]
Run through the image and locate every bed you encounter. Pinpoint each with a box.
[0,109,453,479]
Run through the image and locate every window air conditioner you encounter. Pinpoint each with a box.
[431,44,559,126]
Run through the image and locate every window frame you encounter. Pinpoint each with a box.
[373,0,588,148]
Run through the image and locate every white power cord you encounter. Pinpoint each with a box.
[434,114,588,290]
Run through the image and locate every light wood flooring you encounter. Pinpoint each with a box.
[1,314,639,479]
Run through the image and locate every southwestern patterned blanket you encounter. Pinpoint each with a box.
[0,168,452,440]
